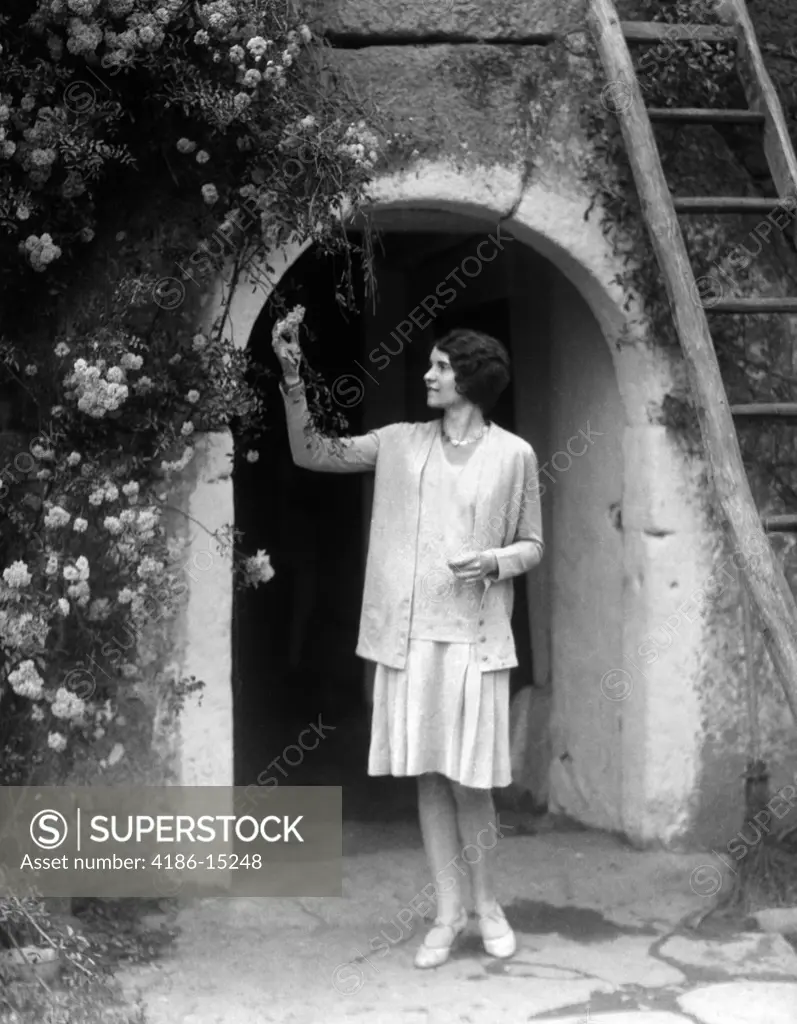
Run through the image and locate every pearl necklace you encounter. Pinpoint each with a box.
[441,422,488,447]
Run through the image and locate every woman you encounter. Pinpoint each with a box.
[274,321,543,969]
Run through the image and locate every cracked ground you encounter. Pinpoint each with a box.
[116,818,797,1024]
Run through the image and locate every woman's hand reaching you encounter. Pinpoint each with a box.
[447,550,499,582]
[272,309,305,381]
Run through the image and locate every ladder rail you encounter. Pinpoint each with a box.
[587,0,797,725]
[726,0,797,240]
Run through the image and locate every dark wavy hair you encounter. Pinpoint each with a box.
[433,328,511,415]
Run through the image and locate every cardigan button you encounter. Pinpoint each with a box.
[479,636,487,643]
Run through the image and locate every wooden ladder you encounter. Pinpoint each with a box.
[587,0,797,723]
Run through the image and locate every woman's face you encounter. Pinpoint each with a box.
[424,347,463,410]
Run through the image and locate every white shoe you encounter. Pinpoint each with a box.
[413,909,468,969]
[477,903,516,959]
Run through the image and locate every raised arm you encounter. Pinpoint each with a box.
[280,378,379,473]
[273,312,378,473]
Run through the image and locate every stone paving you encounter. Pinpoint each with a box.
[117,826,797,1023]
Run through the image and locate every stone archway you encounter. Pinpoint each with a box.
[176,165,717,848]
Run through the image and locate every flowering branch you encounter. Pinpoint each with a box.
[0,0,387,782]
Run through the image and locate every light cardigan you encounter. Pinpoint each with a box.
[282,383,544,671]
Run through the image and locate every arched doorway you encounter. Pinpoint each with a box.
[232,206,627,830]
[180,167,717,847]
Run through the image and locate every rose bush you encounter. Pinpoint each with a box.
[0,0,384,783]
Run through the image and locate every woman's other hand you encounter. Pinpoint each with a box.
[447,550,499,582]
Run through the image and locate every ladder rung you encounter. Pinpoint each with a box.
[674,197,784,214]
[732,403,797,418]
[707,298,797,313]
[622,21,737,44]
[763,515,797,533]
[648,108,765,125]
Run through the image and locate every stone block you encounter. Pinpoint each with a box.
[305,0,587,40]
[327,45,569,171]
[678,981,797,1024]
[661,932,797,979]
[753,907,797,935]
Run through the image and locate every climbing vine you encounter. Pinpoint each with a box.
[0,0,388,786]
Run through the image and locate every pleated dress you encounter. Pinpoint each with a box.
[367,428,512,790]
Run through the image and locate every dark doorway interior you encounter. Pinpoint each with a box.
[233,238,536,828]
